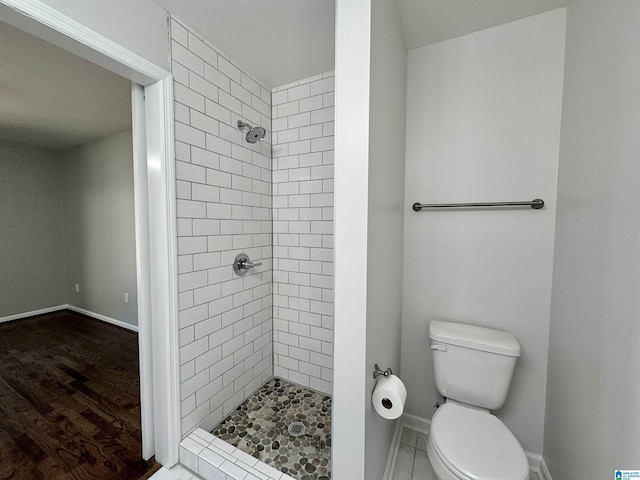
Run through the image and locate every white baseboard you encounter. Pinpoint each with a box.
[65,305,138,332]
[0,304,138,333]
[401,412,431,434]
[537,454,553,480]
[0,305,67,323]
[382,419,403,480]
[384,412,552,480]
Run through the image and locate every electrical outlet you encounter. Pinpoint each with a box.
[75,284,80,293]
[124,293,129,303]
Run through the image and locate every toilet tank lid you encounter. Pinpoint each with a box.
[429,320,521,357]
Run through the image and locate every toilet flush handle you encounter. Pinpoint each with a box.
[431,343,447,352]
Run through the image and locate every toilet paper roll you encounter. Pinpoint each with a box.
[372,374,407,420]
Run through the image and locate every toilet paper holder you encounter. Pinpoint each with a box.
[373,364,393,379]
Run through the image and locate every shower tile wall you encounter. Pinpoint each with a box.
[271,73,335,395]
[171,17,274,434]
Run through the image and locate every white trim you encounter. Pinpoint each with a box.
[0,0,166,85]
[145,76,181,466]
[332,0,372,478]
[382,419,403,480]
[0,304,138,332]
[401,412,431,435]
[0,0,180,467]
[65,305,139,332]
[0,305,67,324]
[532,452,553,480]
[132,82,155,461]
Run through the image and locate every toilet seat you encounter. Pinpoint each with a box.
[428,402,529,480]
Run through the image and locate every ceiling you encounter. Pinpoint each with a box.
[0,20,131,151]
[152,0,573,89]
[0,1,574,149]
[154,0,336,89]
[396,0,573,50]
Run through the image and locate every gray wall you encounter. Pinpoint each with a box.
[365,1,407,477]
[544,1,640,476]
[61,130,138,326]
[401,9,566,455]
[0,141,66,317]
[38,0,169,71]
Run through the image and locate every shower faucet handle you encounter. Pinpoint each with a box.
[233,253,262,276]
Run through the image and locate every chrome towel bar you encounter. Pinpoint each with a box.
[412,198,544,212]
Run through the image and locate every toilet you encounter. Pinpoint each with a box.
[426,320,529,480]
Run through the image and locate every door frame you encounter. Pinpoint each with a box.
[0,0,181,466]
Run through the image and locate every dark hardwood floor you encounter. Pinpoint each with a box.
[0,310,160,480]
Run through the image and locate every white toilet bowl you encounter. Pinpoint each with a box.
[427,402,529,480]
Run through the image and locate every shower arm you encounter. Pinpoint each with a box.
[237,120,252,131]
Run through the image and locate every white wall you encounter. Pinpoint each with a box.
[170,17,273,435]
[0,140,66,317]
[332,0,371,477]
[544,2,640,476]
[271,72,335,395]
[365,0,407,478]
[401,9,566,455]
[61,130,138,326]
[37,0,170,71]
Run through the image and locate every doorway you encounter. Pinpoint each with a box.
[0,0,180,470]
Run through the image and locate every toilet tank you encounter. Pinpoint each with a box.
[429,320,521,411]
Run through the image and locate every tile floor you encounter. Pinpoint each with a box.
[149,464,200,480]
[392,428,435,480]
[393,426,541,480]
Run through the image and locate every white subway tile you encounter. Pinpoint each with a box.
[272,89,288,106]
[205,99,232,124]
[172,61,189,86]
[288,168,311,182]
[171,19,188,46]
[252,96,269,116]
[188,33,218,67]
[175,101,190,124]
[177,199,207,218]
[218,90,242,115]
[323,91,335,107]
[192,184,220,203]
[310,77,334,95]
[175,140,191,162]
[288,140,311,155]
[311,136,334,152]
[172,41,204,76]
[204,63,231,92]
[206,134,232,156]
[310,107,335,125]
[176,161,206,183]
[191,110,219,135]
[192,147,220,169]
[231,81,252,105]
[176,121,206,148]
[277,100,299,118]
[299,95,322,113]
[218,57,242,84]
[190,73,219,104]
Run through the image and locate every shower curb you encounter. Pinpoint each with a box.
[180,428,297,480]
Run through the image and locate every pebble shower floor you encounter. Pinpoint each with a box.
[212,378,332,480]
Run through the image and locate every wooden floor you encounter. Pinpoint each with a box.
[0,310,160,480]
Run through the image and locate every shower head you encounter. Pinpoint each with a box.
[237,120,266,144]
